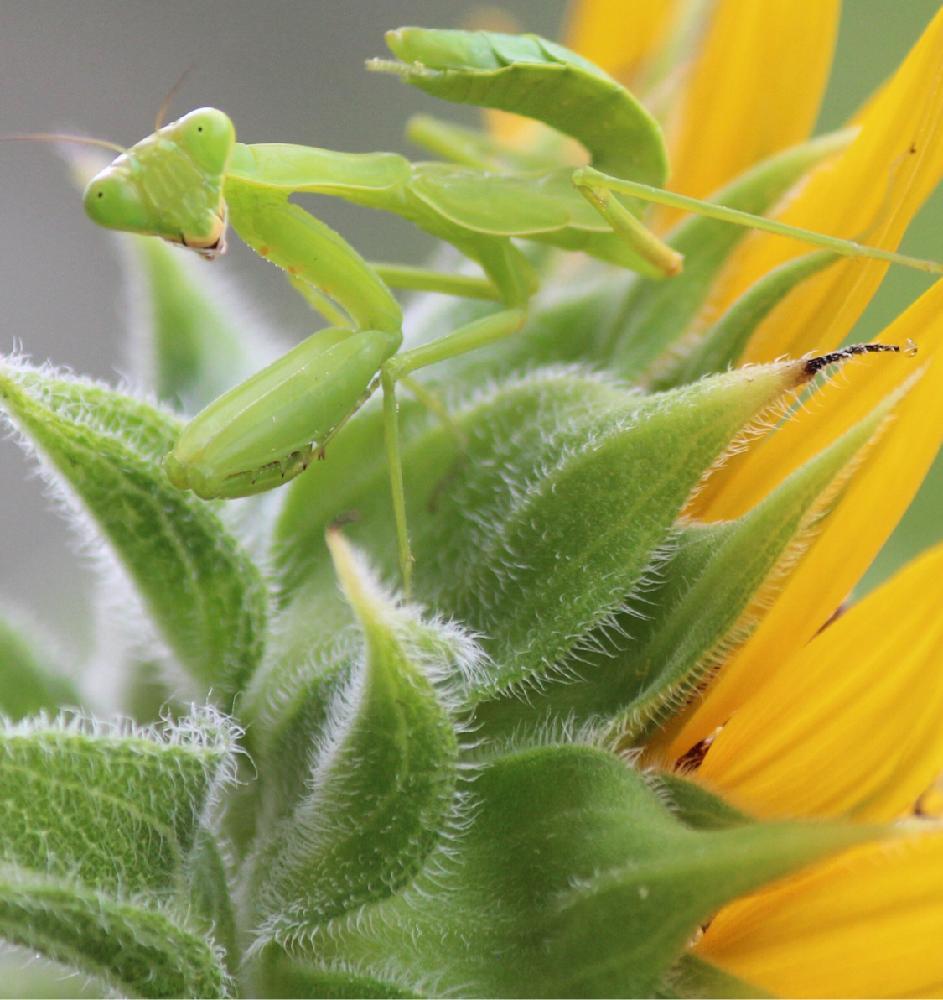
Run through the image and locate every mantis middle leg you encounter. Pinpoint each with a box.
[379,306,527,593]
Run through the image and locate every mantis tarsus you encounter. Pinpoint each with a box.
[23,27,943,591]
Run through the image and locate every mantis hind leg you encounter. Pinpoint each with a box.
[573,166,943,277]
[380,307,527,594]
[572,177,684,279]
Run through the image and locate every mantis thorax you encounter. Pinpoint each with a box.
[83,107,235,257]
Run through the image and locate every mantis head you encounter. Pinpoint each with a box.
[83,107,235,258]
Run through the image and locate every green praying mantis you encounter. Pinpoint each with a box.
[16,27,943,591]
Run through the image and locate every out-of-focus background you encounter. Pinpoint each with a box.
[0,0,940,649]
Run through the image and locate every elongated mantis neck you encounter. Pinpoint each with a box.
[572,166,943,276]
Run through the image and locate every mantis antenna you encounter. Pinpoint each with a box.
[154,65,195,130]
[0,132,126,154]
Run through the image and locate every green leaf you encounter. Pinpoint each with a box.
[471,376,903,745]
[246,534,462,945]
[186,829,237,973]
[274,363,811,710]
[0,363,268,697]
[646,772,752,831]
[602,130,853,380]
[122,235,280,414]
[0,611,78,719]
[423,364,812,705]
[254,945,416,999]
[618,383,905,743]
[0,867,229,999]
[0,710,236,898]
[281,745,871,998]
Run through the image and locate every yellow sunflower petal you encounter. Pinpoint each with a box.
[696,831,943,998]
[691,280,943,522]
[695,542,943,822]
[563,0,680,85]
[656,0,839,229]
[706,6,943,363]
[654,280,943,762]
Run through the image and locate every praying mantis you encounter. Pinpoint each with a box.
[29,27,943,591]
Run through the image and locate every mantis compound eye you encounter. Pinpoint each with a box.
[83,170,154,235]
[173,107,235,175]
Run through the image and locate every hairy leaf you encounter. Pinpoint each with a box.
[0,363,268,697]
[254,946,416,999]
[0,868,229,999]
[0,710,236,898]
[470,380,901,744]
[274,364,810,712]
[247,535,463,945]
[281,745,871,997]
[186,829,237,973]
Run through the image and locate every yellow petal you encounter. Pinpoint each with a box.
[654,279,943,762]
[563,0,680,85]
[692,282,943,522]
[656,0,839,229]
[695,542,943,822]
[705,7,943,363]
[696,831,943,998]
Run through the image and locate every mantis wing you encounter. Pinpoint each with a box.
[409,166,659,273]
[409,165,607,236]
[379,28,667,187]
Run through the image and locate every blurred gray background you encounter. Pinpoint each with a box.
[0,0,940,649]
